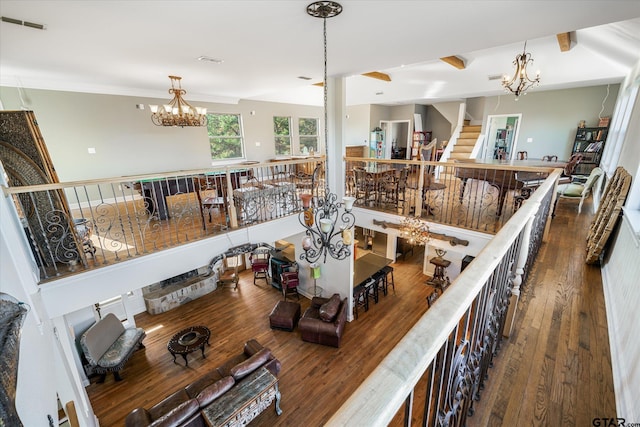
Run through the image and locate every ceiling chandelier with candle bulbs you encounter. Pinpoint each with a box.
[298,1,356,264]
[501,41,541,100]
[149,75,207,127]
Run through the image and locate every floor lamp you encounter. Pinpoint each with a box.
[310,262,322,297]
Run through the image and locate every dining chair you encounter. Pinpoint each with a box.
[379,170,399,206]
[517,151,528,160]
[353,167,376,205]
[561,153,584,182]
[542,155,558,162]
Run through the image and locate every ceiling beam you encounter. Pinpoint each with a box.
[556,32,572,52]
[361,71,391,82]
[440,56,466,70]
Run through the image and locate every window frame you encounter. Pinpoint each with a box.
[298,116,319,155]
[273,116,292,156]
[207,112,246,163]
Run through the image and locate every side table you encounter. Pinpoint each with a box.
[427,256,451,291]
[167,325,211,367]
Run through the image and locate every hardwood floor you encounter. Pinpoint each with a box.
[86,198,616,426]
[467,198,616,426]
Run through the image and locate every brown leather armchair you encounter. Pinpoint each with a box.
[299,294,347,348]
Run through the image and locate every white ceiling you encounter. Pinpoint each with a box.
[2,1,640,107]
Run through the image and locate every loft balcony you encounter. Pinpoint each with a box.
[2,156,561,283]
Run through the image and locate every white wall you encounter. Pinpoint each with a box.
[345,104,371,147]
[481,85,619,160]
[600,60,640,421]
[0,86,322,180]
[1,170,86,426]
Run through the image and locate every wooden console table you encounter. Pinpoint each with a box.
[202,367,282,426]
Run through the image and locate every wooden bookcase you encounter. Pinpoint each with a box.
[571,126,608,175]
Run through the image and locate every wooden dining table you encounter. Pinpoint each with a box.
[454,158,567,216]
[353,253,392,286]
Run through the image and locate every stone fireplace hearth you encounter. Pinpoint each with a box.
[142,266,218,315]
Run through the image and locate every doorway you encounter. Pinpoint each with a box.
[380,120,411,159]
[483,114,522,160]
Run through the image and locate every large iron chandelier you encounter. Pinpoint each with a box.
[501,41,541,99]
[299,1,356,264]
[401,217,430,246]
[149,75,207,127]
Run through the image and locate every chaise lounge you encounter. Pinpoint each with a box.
[79,313,146,382]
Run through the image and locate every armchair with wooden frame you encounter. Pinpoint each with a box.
[554,167,603,215]
[217,255,240,289]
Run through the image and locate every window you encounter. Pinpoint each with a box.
[207,113,245,161]
[273,116,292,156]
[299,117,319,154]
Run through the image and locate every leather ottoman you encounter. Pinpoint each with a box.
[269,300,301,331]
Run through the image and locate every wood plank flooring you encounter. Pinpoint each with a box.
[85,198,616,426]
[467,198,616,426]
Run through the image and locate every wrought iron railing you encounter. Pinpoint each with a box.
[1,158,324,282]
[328,168,561,426]
[345,157,559,233]
[3,154,559,284]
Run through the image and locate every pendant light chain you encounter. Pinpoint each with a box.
[323,15,329,161]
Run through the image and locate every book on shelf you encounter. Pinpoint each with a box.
[585,141,604,152]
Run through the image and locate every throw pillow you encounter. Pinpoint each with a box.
[229,348,272,381]
[195,376,235,407]
[319,293,341,322]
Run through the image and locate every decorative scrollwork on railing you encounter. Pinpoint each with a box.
[437,339,474,427]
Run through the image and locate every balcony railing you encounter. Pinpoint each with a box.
[1,157,324,282]
[329,167,561,426]
[345,157,559,233]
[3,154,560,283]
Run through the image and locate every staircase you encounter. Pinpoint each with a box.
[448,123,481,160]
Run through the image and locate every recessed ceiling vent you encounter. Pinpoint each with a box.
[197,56,224,64]
[488,74,504,81]
[1,16,47,30]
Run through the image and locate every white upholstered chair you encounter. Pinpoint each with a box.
[555,167,603,214]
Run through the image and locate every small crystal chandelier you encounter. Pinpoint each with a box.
[501,41,541,100]
[299,1,355,264]
[149,76,207,127]
[401,217,430,246]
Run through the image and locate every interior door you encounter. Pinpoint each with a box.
[380,120,411,159]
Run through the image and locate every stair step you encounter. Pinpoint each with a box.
[453,145,474,153]
[459,132,480,139]
[462,125,482,132]
[456,139,477,146]
[449,152,472,159]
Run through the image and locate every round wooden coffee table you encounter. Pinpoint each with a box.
[167,325,210,367]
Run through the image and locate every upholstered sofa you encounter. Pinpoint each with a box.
[299,294,348,348]
[79,313,146,382]
[125,339,281,427]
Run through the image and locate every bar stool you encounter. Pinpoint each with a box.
[352,285,368,319]
[381,266,395,294]
[372,270,387,297]
[364,277,378,304]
